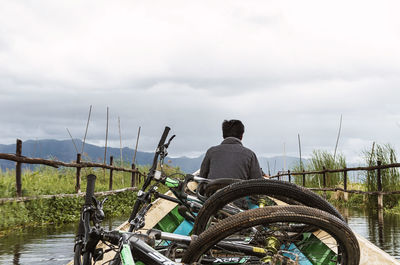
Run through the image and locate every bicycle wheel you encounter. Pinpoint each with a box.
[201,178,241,197]
[192,179,344,235]
[183,206,360,265]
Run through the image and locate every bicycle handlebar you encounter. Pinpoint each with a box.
[76,174,97,239]
[143,126,171,189]
[165,134,175,148]
[85,174,96,205]
[157,126,170,151]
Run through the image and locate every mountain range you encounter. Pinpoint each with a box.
[0,139,303,174]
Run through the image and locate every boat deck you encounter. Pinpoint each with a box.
[67,190,400,265]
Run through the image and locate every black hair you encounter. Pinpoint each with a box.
[222,119,245,139]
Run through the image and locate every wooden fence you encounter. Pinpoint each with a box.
[271,160,400,208]
[0,139,144,199]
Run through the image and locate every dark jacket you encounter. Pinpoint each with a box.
[200,137,262,180]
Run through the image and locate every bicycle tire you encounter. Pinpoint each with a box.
[192,179,344,235]
[202,178,241,197]
[183,206,360,265]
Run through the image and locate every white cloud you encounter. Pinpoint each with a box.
[1,0,400,162]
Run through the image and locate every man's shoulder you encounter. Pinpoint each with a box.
[207,142,256,157]
[240,145,258,157]
[206,144,222,153]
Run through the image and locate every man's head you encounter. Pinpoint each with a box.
[222,120,245,140]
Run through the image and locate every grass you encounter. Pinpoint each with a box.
[0,161,184,198]
[290,146,400,211]
[362,143,400,208]
[292,150,346,188]
[0,163,185,233]
[0,190,137,234]
[0,165,146,198]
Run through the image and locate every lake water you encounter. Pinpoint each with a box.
[341,207,400,260]
[0,209,399,264]
[0,216,128,265]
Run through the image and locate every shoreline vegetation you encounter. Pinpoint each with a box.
[290,143,400,214]
[1,144,400,234]
[0,164,177,236]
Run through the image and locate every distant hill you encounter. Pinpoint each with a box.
[0,139,314,174]
[0,139,203,173]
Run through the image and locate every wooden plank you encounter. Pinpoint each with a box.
[0,153,143,174]
[357,234,400,264]
[0,187,136,204]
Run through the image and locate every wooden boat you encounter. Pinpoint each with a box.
[67,188,400,265]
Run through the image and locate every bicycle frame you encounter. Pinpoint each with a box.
[109,229,268,265]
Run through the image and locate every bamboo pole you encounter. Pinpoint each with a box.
[270,162,400,176]
[343,167,349,201]
[133,126,141,164]
[333,114,342,162]
[118,117,123,167]
[15,139,22,197]
[103,107,109,180]
[109,156,114,190]
[81,105,92,155]
[66,128,79,154]
[298,134,303,171]
[306,187,400,195]
[75,153,82,193]
[0,153,143,173]
[322,166,327,199]
[283,142,286,172]
[118,117,124,186]
[0,187,137,204]
[377,160,383,209]
[131,163,136,187]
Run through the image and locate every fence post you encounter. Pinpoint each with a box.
[75,153,81,193]
[109,156,114,190]
[15,139,22,197]
[288,170,291,183]
[131,163,136,187]
[343,168,348,201]
[322,166,327,199]
[377,160,383,209]
[302,170,306,187]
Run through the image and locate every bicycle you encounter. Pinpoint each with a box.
[74,174,360,265]
[73,126,360,264]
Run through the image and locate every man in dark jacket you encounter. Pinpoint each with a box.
[200,120,263,180]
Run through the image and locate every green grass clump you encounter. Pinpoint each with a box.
[362,143,400,209]
[0,165,147,198]
[0,162,185,234]
[292,150,346,188]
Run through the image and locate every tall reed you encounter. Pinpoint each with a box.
[292,150,346,188]
[363,143,400,208]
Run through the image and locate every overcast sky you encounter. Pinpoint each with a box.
[1,0,400,163]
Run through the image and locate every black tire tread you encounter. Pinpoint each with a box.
[183,206,360,265]
[192,179,344,235]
